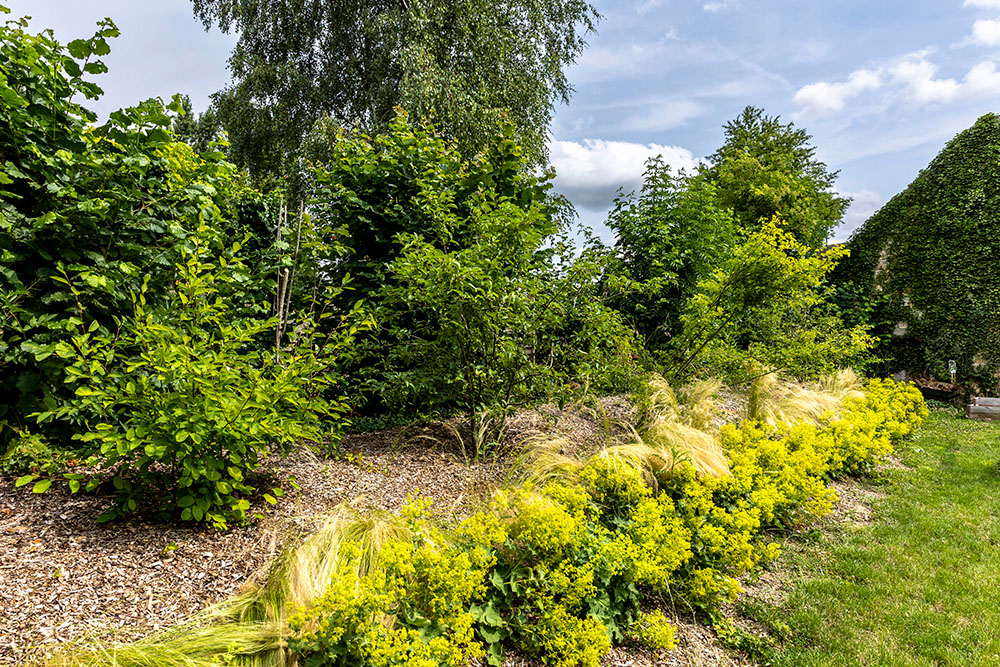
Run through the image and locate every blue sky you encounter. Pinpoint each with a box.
[10,0,1000,242]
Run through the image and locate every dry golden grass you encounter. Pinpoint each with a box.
[748,369,863,426]
[641,419,731,478]
[635,374,729,478]
[513,434,584,488]
[513,375,731,484]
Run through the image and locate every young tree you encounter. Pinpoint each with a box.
[704,106,849,248]
[666,221,872,383]
[605,158,738,350]
[191,0,599,178]
[171,93,223,153]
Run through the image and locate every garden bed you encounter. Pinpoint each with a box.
[3,397,694,666]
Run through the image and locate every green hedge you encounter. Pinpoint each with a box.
[835,113,1000,392]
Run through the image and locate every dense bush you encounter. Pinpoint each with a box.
[309,115,643,451]
[0,13,275,450]
[13,232,367,527]
[288,378,927,666]
[0,12,365,526]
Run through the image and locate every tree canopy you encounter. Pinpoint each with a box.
[191,0,599,178]
[704,106,849,248]
[605,158,737,349]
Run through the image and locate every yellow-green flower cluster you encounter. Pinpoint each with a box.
[628,609,677,650]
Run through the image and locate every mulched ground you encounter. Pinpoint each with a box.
[1,395,754,667]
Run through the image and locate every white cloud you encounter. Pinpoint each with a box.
[791,40,831,65]
[965,60,1000,93]
[548,138,699,211]
[792,68,883,120]
[621,99,703,132]
[703,0,738,13]
[571,40,672,84]
[890,55,962,104]
[634,0,665,13]
[964,0,1000,8]
[970,19,1000,46]
[792,50,1000,122]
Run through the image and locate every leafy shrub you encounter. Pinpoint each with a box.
[0,11,272,450]
[666,221,874,383]
[15,231,367,528]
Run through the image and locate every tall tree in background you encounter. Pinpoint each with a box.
[191,0,599,179]
[705,106,849,248]
[171,94,222,153]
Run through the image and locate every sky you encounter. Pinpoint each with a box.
[9,0,1000,243]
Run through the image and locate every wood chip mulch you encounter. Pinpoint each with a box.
[1,396,750,667]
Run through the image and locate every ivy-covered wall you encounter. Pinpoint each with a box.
[835,112,1000,393]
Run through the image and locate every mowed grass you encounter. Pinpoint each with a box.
[737,408,1000,666]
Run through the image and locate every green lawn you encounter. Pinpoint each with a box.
[737,408,1000,666]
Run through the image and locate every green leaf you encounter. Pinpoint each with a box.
[67,39,90,59]
[263,493,277,505]
[15,474,36,488]
[480,627,502,644]
[489,570,506,592]
[32,479,52,494]
[177,495,196,508]
[481,602,503,627]
[68,479,81,493]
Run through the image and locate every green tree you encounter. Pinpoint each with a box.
[191,0,598,179]
[605,157,738,350]
[307,112,563,312]
[171,93,223,153]
[305,113,639,448]
[705,106,849,248]
[16,231,367,528]
[0,12,244,445]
